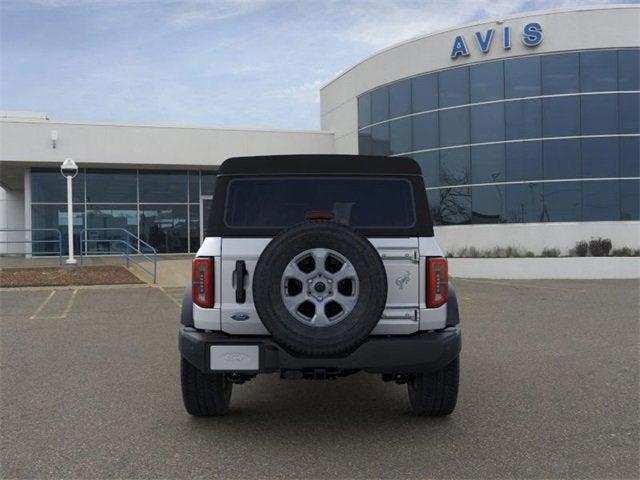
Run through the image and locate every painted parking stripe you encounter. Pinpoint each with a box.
[29,290,56,319]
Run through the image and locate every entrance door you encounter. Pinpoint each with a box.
[199,195,213,244]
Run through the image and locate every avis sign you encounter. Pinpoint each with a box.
[450,22,543,59]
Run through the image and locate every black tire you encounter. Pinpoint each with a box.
[181,358,232,416]
[407,357,459,416]
[253,220,387,357]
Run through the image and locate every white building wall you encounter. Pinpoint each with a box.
[0,186,25,254]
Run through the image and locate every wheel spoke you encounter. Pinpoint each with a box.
[331,263,356,282]
[311,248,330,274]
[311,307,331,326]
[334,292,357,312]
[283,264,307,283]
[282,292,305,313]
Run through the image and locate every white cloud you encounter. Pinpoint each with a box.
[168,0,280,28]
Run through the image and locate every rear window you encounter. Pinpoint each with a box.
[224,177,416,229]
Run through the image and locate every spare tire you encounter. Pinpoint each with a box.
[253,220,387,357]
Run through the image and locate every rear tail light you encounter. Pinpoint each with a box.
[427,257,448,308]
[192,258,214,308]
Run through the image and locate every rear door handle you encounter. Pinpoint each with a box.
[233,260,248,303]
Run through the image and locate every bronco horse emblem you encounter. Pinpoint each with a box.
[395,270,411,290]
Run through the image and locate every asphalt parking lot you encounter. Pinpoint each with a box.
[1,279,638,479]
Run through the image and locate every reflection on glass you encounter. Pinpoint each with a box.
[543,139,580,180]
[618,49,640,91]
[412,151,439,188]
[505,56,540,98]
[390,118,411,155]
[412,74,438,113]
[505,99,541,140]
[140,170,188,203]
[31,204,84,255]
[583,180,620,221]
[506,183,543,223]
[31,169,85,203]
[439,67,469,108]
[201,172,217,196]
[371,87,389,123]
[189,171,200,203]
[86,169,136,203]
[371,123,390,156]
[620,179,640,221]
[620,137,640,177]
[439,108,469,147]
[542,53,579,94]
[472,144,505,183]
[470,61,504,102]
[358,93,371,128]
[470,103,504,143]
[506,142,543,182]
[619,93,640,134]
[390,79,411,117]
[543,182,581,222]
[580,51,617,92]
[581,94,619,135]
[427,190,441,225]
[358,128,373,155]
[440,148,470,186]
[189,205,200,252]
[542,96,580,137]
[472,185,505,224]
[86,205,137,254]
[139,206,188,253]
[582,138,619,178]
[412,113,438,151]
[439,187,471,225]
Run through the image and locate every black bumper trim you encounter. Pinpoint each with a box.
[179,327,461,374]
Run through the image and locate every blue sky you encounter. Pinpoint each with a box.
[1,0,634,129]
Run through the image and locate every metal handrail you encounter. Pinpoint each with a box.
[0,228,64,264]
[79,228,157,283]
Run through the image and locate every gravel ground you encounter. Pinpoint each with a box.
[1,279,638,479]
[0,266,142,287]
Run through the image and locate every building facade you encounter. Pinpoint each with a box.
[1,5,639,256]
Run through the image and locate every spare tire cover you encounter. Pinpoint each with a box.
[253,220,387,357]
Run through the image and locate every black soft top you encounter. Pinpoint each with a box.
[218,154,422,176]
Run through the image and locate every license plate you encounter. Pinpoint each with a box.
[210,345,259,371]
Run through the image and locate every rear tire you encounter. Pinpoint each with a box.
[181,357,232,416]
[407,357,459,416]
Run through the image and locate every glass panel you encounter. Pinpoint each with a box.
[619,93,640,134]
[470,61,504,102]
[389,79,411,118]
[505,98,541,140]
[358,128,373,155]
[139,205,188,253]
[470,103,504,143]
[224,178,416,229]
[439,108,469,147]
[31,168,84,203]
[31,204,84,255]
[582,138,619,178]
[581,94,618,135]
[140,170,187,203]
[621,137,640,177]
[580,51,617,92]
[358,93,371,128]
[506,183,543,223]
[412,151,439,188]
[583,180,620,221]
[505,56,541,98]
[620,179,640,220]
[472,144,505,184]
[188,171,200,203]
[439,187,471,225]
[439,67,469,108]
[440,147,470,186]
[543,181,581,222]
[506,141,543,181]
[412,73,438,113]
[542,96,580,137]
[202,197,213,236]
[371,87,389,123]
[371,123,390,156]
[427,189,441,225]
[541,52,579,94]
[412,112,438,151]
[85,169,136,203]
[472,185,505,224]
[201,171,217,195]
[85,205,138,254]
[189,205,200,252]
[544,139,580,180]
[618,49,640,91]
[389,118,412,155]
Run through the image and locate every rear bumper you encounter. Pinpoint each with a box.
[179,327,461,375]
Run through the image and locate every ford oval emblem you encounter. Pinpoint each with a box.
[231,312,250,321]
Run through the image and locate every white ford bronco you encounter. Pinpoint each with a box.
[179,155,461,416]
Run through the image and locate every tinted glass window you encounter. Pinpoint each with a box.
[371,123,390,156]
[140,170,187,203]
[472,144,505,183]
[86,169,136,203]
[582,180,620,221]
[359,129,372,155]
[581,94,618,135]
[412,112,439,151]
[620,179,640,220]
[580,51,618,92]
[201,171,217,196]
[86,204,137,254]
[619,93,640,134]
[358,93,371,128]
[582,138,619,178]
[224,178,416,228]
[618,49,640,91]
[439,67,469,108]
[440,147,470,186]
[371,87,389,123]
[31,204,84,255]
[620,137,640,177]
[439,187,471,225]
[472,185,505,224]
[506,183,543,223]
[139,205,188,253]
[543,182,581,222]
[31,168,84,203]
[470,103,504,143]
[542,53,579,94]
[389,79,411,117]
[412,74,438,112]
[427,189,441,225]
[413,151,439,188]
[543,139,580,180]
[189,204,200,252]
[542,96,580,137]
[389,118,412,155]
[470,61,504,102]
[505,99,542,140]
[188,171,200,202]
[439,108,469,147]
[506,141,543,181]
[505,56,541,98]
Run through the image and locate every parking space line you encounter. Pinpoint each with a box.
[455,277,586,292]
[29,290,56,319]
[158,286,182,308]
[58,289,79,319]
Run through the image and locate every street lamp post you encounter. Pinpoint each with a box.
[60,158,78,265]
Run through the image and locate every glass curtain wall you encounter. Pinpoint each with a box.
[358,48,640,225]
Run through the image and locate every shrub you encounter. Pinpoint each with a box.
[541,248,561,257]
[588,237,612,257]
[610,247,640,257]
[574,241,589,257]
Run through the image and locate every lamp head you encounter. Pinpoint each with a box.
[60,158,78,178]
